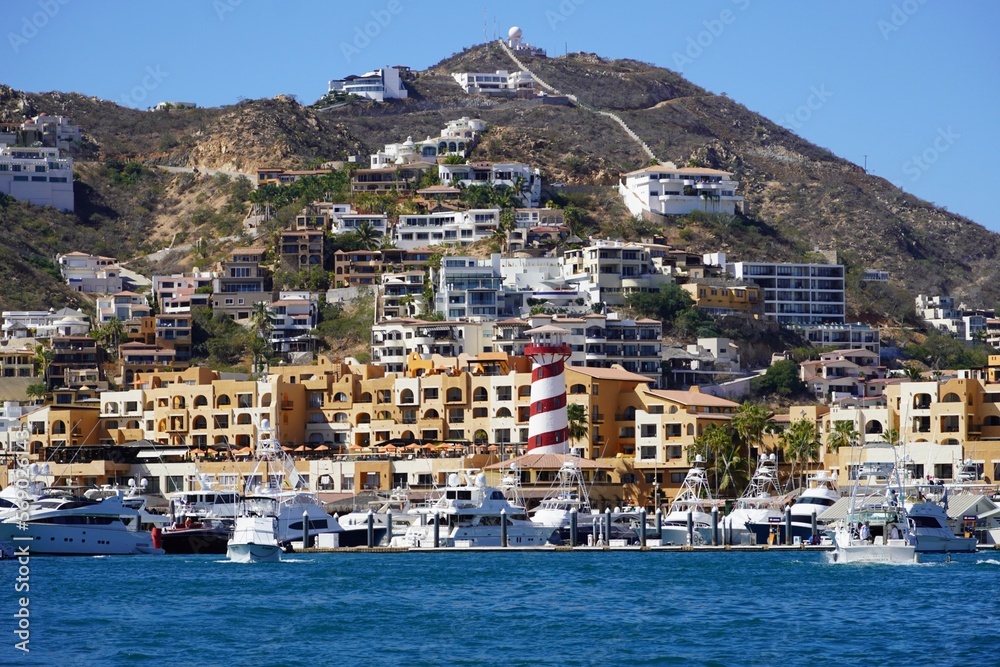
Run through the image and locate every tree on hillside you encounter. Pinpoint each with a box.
[625,284,694,323]
[352,219,382,251]
[34,344,53,390]
[751,360,807,398]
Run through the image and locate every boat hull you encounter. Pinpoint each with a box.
[832,532,916,564]
[909,533,977,553]
[162,525,232,554]
[659,525,714,546]
[226,543,281,563]
[0,522,161,556]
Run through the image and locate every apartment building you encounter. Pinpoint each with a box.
[268,292,319,360]
[96,292,150,324]
[788,323,881,357]
[377,271,425,320]
[726,261,845,325]
[435,256,503,320]
[48,336,101,391]
[152,271,215,314]
[561,240,673,308]
[332,248,434,289]
[57,252,123,294]
[681,279,763,318]
[437,161,542,207]
[394,209,498,250]
[211,247,273,323]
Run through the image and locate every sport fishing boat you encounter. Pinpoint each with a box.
[226,504,281,564]
[831,450,916,564]
[721,453,784,544]
[745,470,841,544]
[392,470,558,548]
[660,457,718,546]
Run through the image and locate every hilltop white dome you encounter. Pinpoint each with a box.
[508,26,522,40]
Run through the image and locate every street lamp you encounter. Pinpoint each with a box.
[652,480,660,511]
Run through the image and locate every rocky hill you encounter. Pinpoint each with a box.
[1,41,998,314]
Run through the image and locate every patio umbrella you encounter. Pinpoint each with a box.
[293,445,308,453]
[384,445,400,454]
[314,445,330,452]
[233,446,253,456]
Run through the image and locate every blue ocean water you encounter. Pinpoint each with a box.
[1,550,998,666]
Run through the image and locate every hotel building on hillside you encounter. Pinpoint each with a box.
[618,163,743,218]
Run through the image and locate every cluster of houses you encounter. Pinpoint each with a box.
[916,293,997,344]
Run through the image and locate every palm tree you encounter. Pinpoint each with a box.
[731,402,772,475]
[691,424,742,496]
[353,219,381,251]
[567,403,588,454]
[249,302,272,340]
[781,419,821,490]
[879,427,901,447]
[249,334,270,375]
[102,317,126,359]
[827,419,860,453]
[34,344,53,390]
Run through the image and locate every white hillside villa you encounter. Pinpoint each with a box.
[394,209,499,250]
[619,162,743,217]
[370,118,487,169]
[328,66,408,102]
[438,161,541,207]
[0,145,74,212]
[451,70,534,95]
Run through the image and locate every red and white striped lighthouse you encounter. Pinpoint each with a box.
[524,325,572,455]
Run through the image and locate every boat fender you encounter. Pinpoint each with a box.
[151,526,162,550]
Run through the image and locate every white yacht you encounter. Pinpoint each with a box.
[905,499,977,553]
[0,491,164,556]
[392,470,558,548]
[227,509,281,563]
[241,419,345,549]
[722,454,784,544]
[660,457,718,546]
[746,470,841,544]
[832,455,916,564]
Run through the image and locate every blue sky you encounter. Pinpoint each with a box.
[5,1,998,232]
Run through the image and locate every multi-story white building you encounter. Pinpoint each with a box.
[152,270,216,314]
[370,117,487,169]
[789,323,881,357]
[370,318,494,373]
[17,114,82,151]
[619,163,743,218]
[435,256,503,321]
[57,252,124,295]
[329,212,389,239]
[0,401,30,450]
[915,294,992,341]
[561,240,674,308]
[496,255,591,318]
[96,292,151,324]
[377,271,425,320]
[1,308,90,341]
[451,70,534,95]
[438,161,541,207]
[394,209,498,250]
[492,313,664,386]
[0,145,74,211]
[725,261,845,325]
[268,292,318,361]
[328,66,408,102]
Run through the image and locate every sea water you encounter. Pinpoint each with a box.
[1,550,997,666]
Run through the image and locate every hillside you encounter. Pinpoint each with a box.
[1,41,998,316]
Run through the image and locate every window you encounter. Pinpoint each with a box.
[639,446,657,460]
[640,424,657,438]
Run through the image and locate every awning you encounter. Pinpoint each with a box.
[137,447,189,459]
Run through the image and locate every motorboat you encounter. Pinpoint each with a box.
[226,510,281,563]
[392,470,558,547]
[0,490,164,557]
[336,489,413,547]
[746,470,841,545]
[0,463,50,521]
[162,481,240,555]
[659,457,718,546]
[832,454,916,564]
[241,419,346,549]
[721,454,784,544]
[905,497,977,553]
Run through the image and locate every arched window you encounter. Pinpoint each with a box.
[334,412,348,423]
[104,403,118,414]
[686,424,694,436]
[569,384,587,395]
[984,415,1000,426]
[377,411,392,420]
[446,388,462,403]
[356,413,371,425]
[217,395,232,408]
[400,389,415,404]
[236,413,251,425]
[194,395,208,408]
[424,409,439,419]
[473,387,488,402]
[172,396,185,410]
[518,386,531,399]
[193,416,207,430]
[865,420,883,434]
[334,392,348,403]
[474,430,488,445]
[52,420,66,435]
[260,393,272,407]
[942,393,961,403]
[496,407,512,418]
